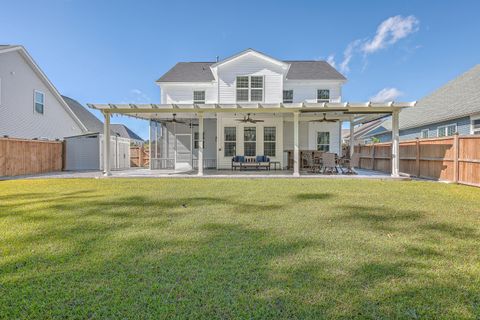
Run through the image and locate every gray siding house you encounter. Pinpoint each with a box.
[357,64,480,143]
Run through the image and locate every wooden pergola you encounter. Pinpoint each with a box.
[87,101,416,177]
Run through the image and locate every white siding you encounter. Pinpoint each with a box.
[0,50,84,139]
[215,54,287,104]
[283,80,342,103]
[283,120,341,155]
[160,83,216,104]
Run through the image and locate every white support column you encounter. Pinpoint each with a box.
[391,110,400,177]
[349,116,355,158]
[148,120,153,170]
[103,112,112,176]
[198,113,204,176]
[293,111,300,177]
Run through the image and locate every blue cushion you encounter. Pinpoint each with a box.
[233,156,244,163]
[256,155,268,162]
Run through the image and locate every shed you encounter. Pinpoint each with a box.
[64,133,130,171]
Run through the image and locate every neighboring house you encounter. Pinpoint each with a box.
[0,45,86,139]
[110,124,144,145]
[357,64,480,143]
[152,48,347,169]
[342,118,389,145]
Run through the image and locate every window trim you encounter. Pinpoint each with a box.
[193,90,206,104]
[437,124,457,137]
[316,89,330,103]
[283,90,293,103]
[235,75,264,103]
[224,127,236,157]
[263,126,276,157]
[34,90,45,114]
[471,115,480,135]
[243,126,257,157]
[193,131,205,149]
[316,131,330,151]
[420,129,429,139]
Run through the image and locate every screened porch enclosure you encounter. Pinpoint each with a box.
[149,118,217,170]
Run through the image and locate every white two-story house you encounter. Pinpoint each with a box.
[152,49,347,170]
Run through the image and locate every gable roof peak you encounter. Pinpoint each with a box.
[211,48,289,68]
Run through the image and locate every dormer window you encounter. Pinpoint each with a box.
[193,91,205,104]
[236,76,263,102]
[317,89,330,103]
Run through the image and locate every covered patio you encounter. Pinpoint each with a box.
[87,101,416,177]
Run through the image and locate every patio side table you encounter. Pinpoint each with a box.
[270,161,281,170]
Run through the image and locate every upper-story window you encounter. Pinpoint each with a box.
[236,76,263,102]
[317,89,330,103]
[193,91,205,104]
[34,90,45,114]
[283,90,293,103]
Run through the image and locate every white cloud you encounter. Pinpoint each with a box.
[362,15,420,54]
[128,89,151,103]
[370,88,403,102]
[339,39,362,73]
[326,54,336,68]
[335,15,419,73]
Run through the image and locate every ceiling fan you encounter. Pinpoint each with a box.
[235,113,264,124]
[162,114,186,124]
[310,113,339,123]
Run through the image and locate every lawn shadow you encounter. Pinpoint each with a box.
[295,193,334,201]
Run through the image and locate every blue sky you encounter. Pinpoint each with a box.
[1,0,479,139]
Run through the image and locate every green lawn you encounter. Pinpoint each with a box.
[1,179,479,319]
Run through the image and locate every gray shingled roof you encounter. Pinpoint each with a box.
[398,64,480,129]
[62,96,104,133]
[156,60,346,82]
[157,62,215,82]
[285,61,346,80]
[110,124,144,141]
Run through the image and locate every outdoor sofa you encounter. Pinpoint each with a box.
[232,155,271,171]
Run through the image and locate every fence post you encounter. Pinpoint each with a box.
[453,133,459,183]
[415,138,420,178]
[139,146,144,167]
[371,143,375,170]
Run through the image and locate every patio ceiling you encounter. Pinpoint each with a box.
[87,101,416,124]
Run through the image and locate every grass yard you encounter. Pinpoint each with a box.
[0,178,479,319]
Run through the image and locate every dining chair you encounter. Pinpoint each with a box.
[321,152,338,174]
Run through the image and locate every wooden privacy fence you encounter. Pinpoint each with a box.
[130,146,149,167]
[0,137,63,177]
[355,134,480,187]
